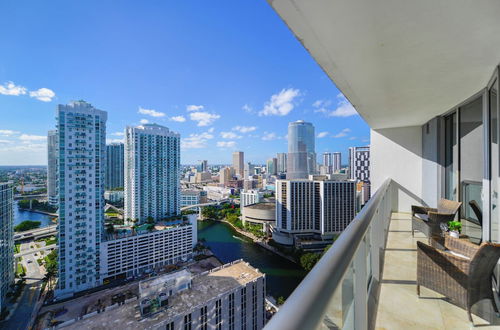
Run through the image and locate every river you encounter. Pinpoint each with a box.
[13,201,55,228]
[198,220,306,299]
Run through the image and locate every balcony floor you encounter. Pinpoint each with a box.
[375,213,500,329]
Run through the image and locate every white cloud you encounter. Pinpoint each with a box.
[0,143,45,152]
[313,94,358,117]
[29,88,55,102]
[140,119,149,124]
[0,81,27,96]
[186,105,204,112]
[138,107,165,117]
[220,131,242,139]
[259,88,300,116]
[217,141,236,148]
[19,134,46,141]
[0,129,19,136]
[189,111,220,127]
[317,131,329,138]
[0,140,11,144]
[181,131,214,149]
[262,132,280,141]
[111,132,124,136]
[333,128,351,138]
[233,126,257,133]
[242,104,254,114]
[349,136,357,140]
[208,127,215,133]
[170,115,186,122]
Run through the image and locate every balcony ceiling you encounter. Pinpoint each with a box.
[268,0,500,129]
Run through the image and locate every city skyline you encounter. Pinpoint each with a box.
[0,1,369,166]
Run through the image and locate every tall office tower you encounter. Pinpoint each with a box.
[322,152,333,167]
[244,162,255,179]
[105,143,124,190]
[322,152,333,174]
[277,152,287,173]
[55,101,107,298]
[232,151,244,178]
[266,157,277,175]
[0,183,14,311]
[333,152,342,173]
[219,166,232,186]
[349,146,370,183]
[47,130,58,206]
[273,179,356,245]
[287,120,316,179]
[124,124,180,224]
[200,160,208,173]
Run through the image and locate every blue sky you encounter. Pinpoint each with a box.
[0,1,369,166]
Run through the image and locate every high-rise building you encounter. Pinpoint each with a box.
[124,124,180,224]
[55,101,107,298]
[277,152,287,173]
[322,152,333,174]
[287,120,316,179]
[273,178,356,245]
[219,166,232,186]
[200,160,208,173]
[232,151,244,178]
[244,162,254,179]
[0,183,14,311]
[266,157,277,175]
[47,130,58,206]
[105,143,124,190]
[349,146,370,183]
[333,152,342,173]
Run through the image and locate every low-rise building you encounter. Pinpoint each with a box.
[100,217,196,281]
[242,202,276,235]
[241,189,263,207]
[62,260,266,330]
[104,190,124,203]
[181,190,207,210]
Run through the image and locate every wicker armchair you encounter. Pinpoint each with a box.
[412,199,462,242]
[417,235,500,323]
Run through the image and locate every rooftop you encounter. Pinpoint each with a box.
[61,260,264,330]
[244,202,275,210]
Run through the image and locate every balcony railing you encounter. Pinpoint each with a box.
[265,178,392,330]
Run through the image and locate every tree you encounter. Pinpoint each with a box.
[277,296,286,305]
[146,216,155,224]
[44,250,58,290]
[14,220,41,232]
[300,253,321,271]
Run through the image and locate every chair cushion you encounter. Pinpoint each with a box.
[414,213,429,221]
[447,250,471,260]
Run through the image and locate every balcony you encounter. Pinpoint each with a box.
[266,180,500,329]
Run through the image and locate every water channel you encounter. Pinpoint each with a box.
[198,220,306,299]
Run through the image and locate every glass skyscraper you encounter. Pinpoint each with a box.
[105,143,124,190]
[287,120,316,179]
[0,183,14,311]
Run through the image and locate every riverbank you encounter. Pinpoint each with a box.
[213,219,299,265]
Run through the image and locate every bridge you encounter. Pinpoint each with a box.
[14,244,57,258]
[180,198,233,212]
[14,225,57,242]
[14,194,48,201]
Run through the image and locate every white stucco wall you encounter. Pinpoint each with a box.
[371,127,423,212]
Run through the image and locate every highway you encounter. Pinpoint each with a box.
[15,244,57,258]
[14,225,57,242]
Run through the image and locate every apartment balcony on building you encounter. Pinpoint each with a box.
[265,1,500,329]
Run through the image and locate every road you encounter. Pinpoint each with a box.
[15,244,57,258]
[1,242,45,330]
[14,224,57,242]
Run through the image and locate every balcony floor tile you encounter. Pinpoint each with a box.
[375,213,499,329]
